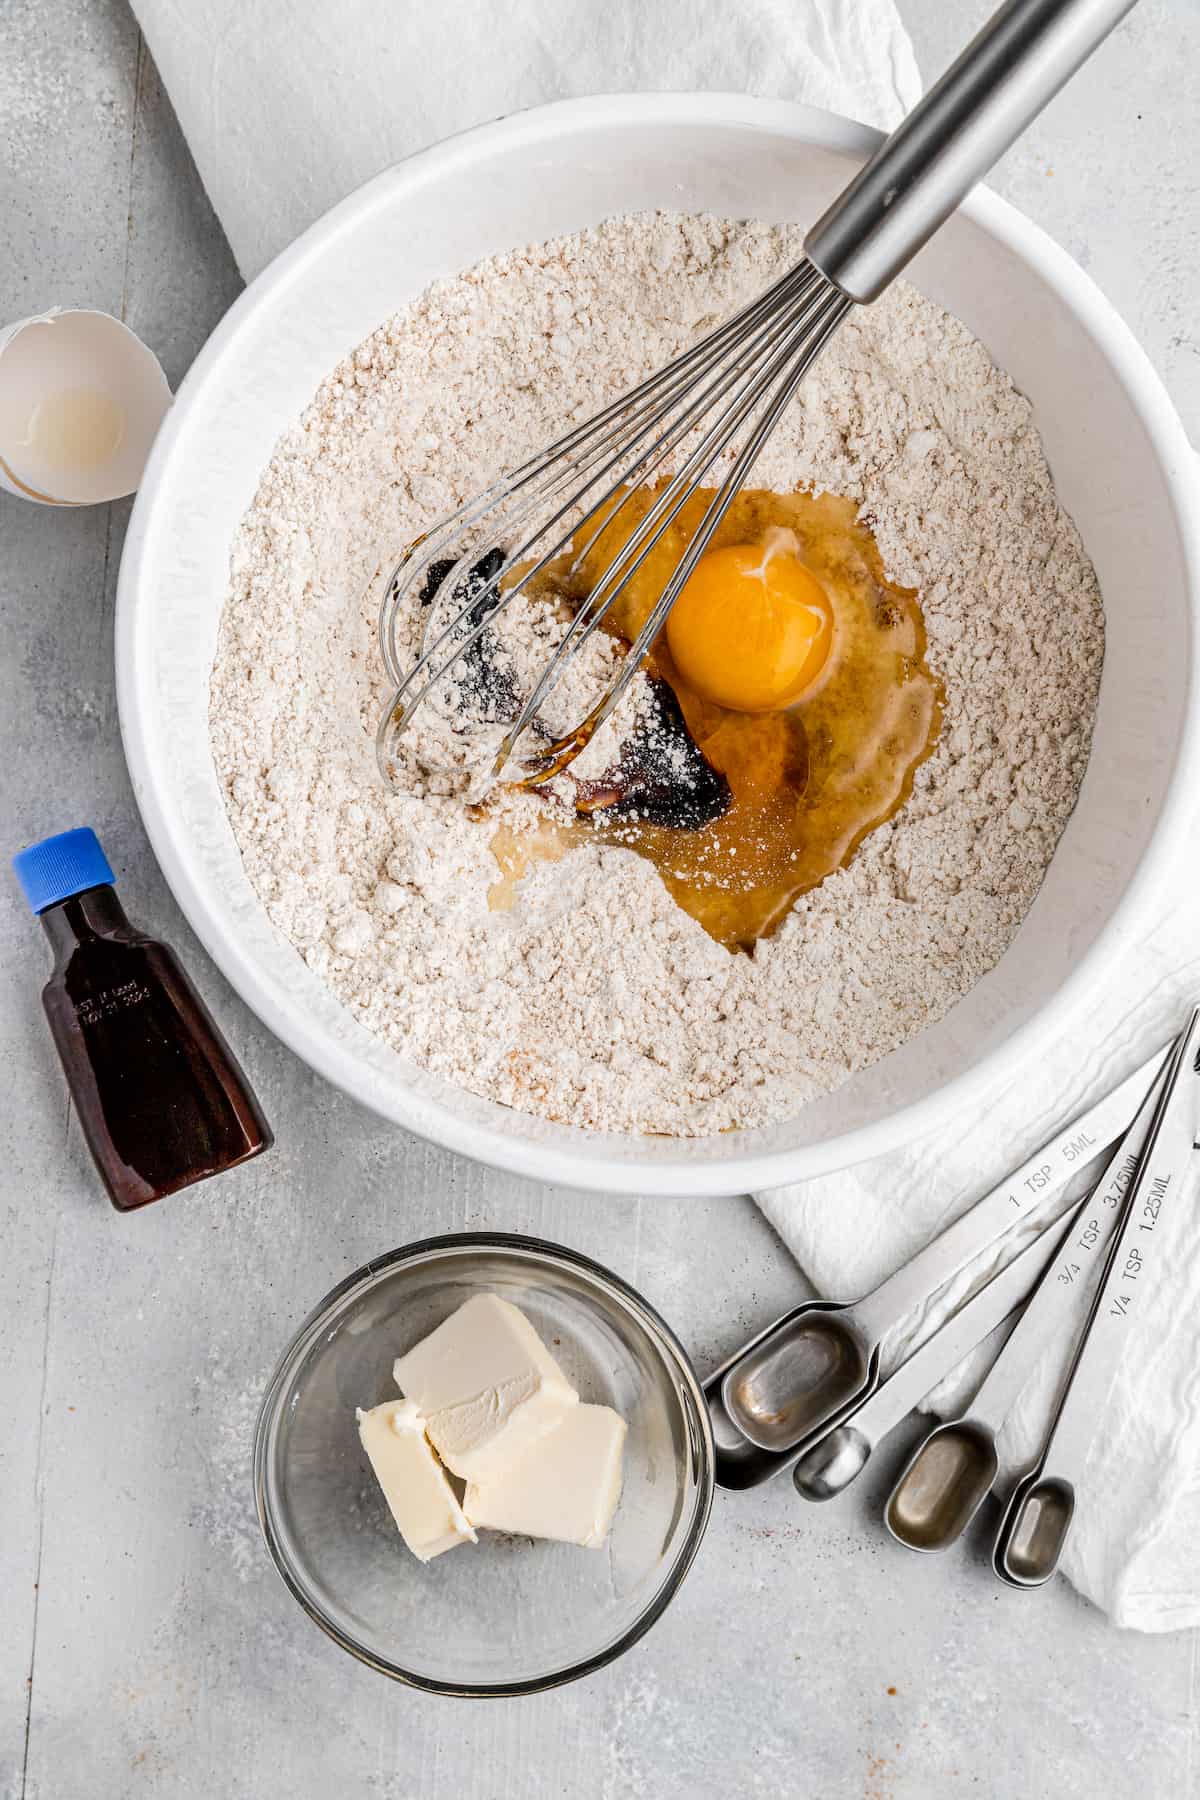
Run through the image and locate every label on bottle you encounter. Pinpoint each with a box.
[76,979,153,1027]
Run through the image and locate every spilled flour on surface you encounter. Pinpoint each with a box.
[209,212,1103,1135]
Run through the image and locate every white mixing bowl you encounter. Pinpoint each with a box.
[116,95,1200,1197]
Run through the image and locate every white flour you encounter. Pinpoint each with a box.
[209,213,1103,1136]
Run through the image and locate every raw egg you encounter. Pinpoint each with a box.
[666,531,832,713]
[496,484,942,950]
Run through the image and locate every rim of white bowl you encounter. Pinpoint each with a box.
[252,1231,716,1696]
[117,93,1200,1198]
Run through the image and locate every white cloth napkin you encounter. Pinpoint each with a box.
[128,0,920,281]
[130,0,1200,1629]
[755,885,1200,1633]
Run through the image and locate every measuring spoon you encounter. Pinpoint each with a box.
[991,1009,1200,1589]
[792,1214,1062,1501]
[719,1045,1170,1462]
[883,1064,1169,1552]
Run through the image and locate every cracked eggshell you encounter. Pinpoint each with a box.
[0,308,171,506]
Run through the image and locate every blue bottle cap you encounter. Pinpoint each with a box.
[12,828,116,914]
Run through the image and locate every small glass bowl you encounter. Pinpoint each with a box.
[253,1233,714,1696]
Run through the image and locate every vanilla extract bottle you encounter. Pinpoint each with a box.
[13,827,272,1211]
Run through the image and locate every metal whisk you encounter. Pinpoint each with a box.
[377,0,1135,791]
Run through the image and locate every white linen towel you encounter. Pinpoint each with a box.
[756,895,1200,1633]
[129,0,920,281]
[129,0,1200,1629]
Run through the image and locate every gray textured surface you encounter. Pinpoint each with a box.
[2,2,1198,1796]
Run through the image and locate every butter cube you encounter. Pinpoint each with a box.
[356,1398,477,1563]
[464,1403,627,1548]
[393,1293,578,1483]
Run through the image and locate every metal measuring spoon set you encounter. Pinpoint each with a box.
[706,1008,1200,1588]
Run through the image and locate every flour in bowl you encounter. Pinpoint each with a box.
[209,212,1103,1135]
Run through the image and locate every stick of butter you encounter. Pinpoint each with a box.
[464,1403,627,1548]
[356,1398,477,1563]
[393,1293,578,1483]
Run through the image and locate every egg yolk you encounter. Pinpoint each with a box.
[666,535,833,713]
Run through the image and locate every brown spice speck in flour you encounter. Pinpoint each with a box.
[209,212,1103,1136]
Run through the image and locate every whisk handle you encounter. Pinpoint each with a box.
[804,0,1138,303]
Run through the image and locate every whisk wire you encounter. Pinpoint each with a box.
[380,0,1139,789]
[480,275,845,756]
[381,262,826,695]
[498,284,852,779]
[376,259,850,785]
[380,265,833,742]
[556,294,852,758]
[378,261,823,682]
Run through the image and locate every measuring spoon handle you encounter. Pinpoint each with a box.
[848,1045,1170,1345]
[967,1073,1167,1435]
[1022,1012,1200,1493]
[847,1212,1062,1450]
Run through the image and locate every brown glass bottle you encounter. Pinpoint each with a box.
[16,830,272,1211]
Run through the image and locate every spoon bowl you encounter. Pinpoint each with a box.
[721,1304,876,1453]
[884,1419,1000,1551]
[995,1474,1075,1586]
[791,1422,873,1501]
